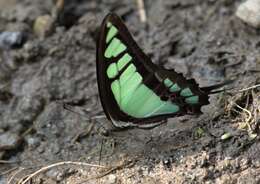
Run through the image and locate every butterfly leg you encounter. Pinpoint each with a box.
[134,118,168,129]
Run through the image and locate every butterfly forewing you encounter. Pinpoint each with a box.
[97,13,210,127]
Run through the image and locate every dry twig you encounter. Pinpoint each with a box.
[235,103,253,132]
[0,167,18,176]
[238,84,260,92]
[0,160,17,164]
[136,0,147,23]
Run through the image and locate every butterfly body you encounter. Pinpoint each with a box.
[97,13,227,129]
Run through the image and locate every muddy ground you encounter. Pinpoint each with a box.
[0,0,259,183]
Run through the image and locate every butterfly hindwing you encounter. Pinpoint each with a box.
[97,13,210,128]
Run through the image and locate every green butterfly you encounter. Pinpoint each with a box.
[96,13,229,129]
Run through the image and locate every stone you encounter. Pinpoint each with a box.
[0,31,25,49]
[236,0,260,28]
[33,15,54,38]
[0,132,21,150]
[107,174,117,184]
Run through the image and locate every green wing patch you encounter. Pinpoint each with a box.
[163,78,199,105]
[107,63,118,79]
[169,84,181,92]
[106,24,118,43]
[185,96,199,104]
[105,37,126,58]
[164,78,173,87]
[180,87,193,97]
[163,78,181,92]
[117,53,132,71]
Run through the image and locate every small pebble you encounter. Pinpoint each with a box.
[107,174,117,184]
[45,168,64,182]
[248,133,257,140]
[236,0,260,28]
[0,132,21,150]
[33,15,54,38]
[0,31,25,49]
[0,177,7,184]
[221,132,232,140]
[26,136,41,148]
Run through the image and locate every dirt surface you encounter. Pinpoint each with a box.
[0,0,259,183]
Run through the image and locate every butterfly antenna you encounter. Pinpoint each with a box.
[61,101,112,165]
[61,102,106,120]
[61,101,111,136]
[99,138,104,165]
[62,102,89,116]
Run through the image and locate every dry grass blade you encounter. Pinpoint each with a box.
[78,159,135,183]
[0,167,18,176]
[55,0,64,12]
[235,103,253,132]
[52,0,64,20]
[225,85,259,137]
[16,161,106,184]
[7,167,26,184]
[238,84,260,92]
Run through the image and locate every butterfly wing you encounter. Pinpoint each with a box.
[97,13,211,128]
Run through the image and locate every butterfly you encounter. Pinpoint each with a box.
[96,13,229,129]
